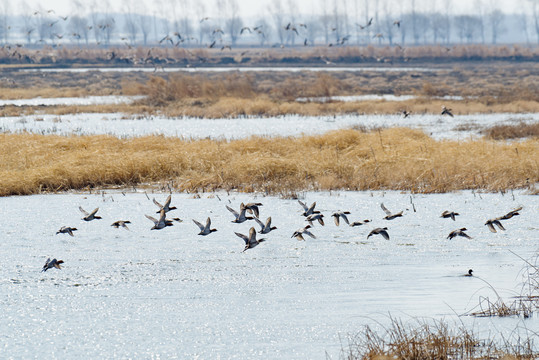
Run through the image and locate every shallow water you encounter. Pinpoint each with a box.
[1,112,537,140]
[1,190,537,358]
[21,66,436,73]
[0,95,144,107]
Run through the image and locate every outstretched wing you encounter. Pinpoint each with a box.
[226,205,239,217]
[153,198,163,208]
[164,195,172,208]
[254,217,264,229]
[145,214,158,224]
[79,206,89,216]
[380,203,391,216]
[89,208,99,217]
[298,200,308,211]
[235,232,249,244]
[192,219,204,231]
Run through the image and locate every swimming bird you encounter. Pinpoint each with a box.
[292,225,316,241]
[381,203,403,220]
[306,213,325,226]
[145,210,174,230]
[56,226,77,236]
[441,211,459,221]
[235,227,266,252]
[254,216,277,234]
[349,219,371,227]
[226,205,254,223]
[331,211,350,226]
[79,206,102,221]
[193,217,217,236]
[153,194,177,213]
[241,202,263,218]
[441,105,454,117]
[298,200,320,217]
[447,228,472,240]
[111,220,131,230]
[485,218,505,233]
[42,258,64,272]
[367,227,390,240]
[498,207,522,220]
[464,269,473,276]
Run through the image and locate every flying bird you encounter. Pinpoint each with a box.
[367,227,390,240]
[111,220,131,230]
[498,207,522,220]
[235,227,266,252]
[485,218,505,233]
[306,213,325,226]
[56,226,77,236]
[447,228,472,240]
[42,258,64,272]
[349,219,371,227]
[146,210,175,230]
[381,203,403,220]
[298,200,320,217]
[193,217,217,236]
[441,211,459,221]
[226,205,254,223]
[292,225,316,241]
[441,105,454,117]
[79,206,102,221]
[254,216,277,234]
[153,194,177,213]
[331,211,351,226]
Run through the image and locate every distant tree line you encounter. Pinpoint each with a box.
[0,0,537,48]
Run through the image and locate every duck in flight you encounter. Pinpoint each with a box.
[153,195,177,213]
[254,216,277,234]
[79,206,101,221]
[298,200,320,217]
[42,258,64,272]
[292,225,316,241]
[226,205,254,223]
[56,226,77,236]
[193,217,217,236]
[381,203,403,220]
[111,220,131,230]
[332,211,350,226]
[447,228,472,239]
[441,210,459,221]
[367,227,390,240]
[235,227,266,252]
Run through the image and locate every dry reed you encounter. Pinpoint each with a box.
[344,317,537,360]
[1,128,537,196]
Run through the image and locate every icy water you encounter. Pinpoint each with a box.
[21,66,436,73]
[0,95,144,107]
[1,190,537,358]
[1,112,537,140]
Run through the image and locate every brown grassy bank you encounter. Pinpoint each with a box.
[1,128,537,196]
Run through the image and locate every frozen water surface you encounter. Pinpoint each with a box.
[1,112,538,140]
[21,66,437,73]
[1,190,537,358]
[0,95,144,107]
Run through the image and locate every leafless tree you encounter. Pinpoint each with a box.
[488,8,504,44]
[68,16,90,45]
[124,12,139,45]
[532,0,539,43]
[224,0,242,46]
[0,0,10,44]
[269,0,285,45]
[454,15,480,43]
[320,0,332,45]
[474,0,486,43]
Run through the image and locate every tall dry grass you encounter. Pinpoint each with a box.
[344,317,537,360]
[1,128,537,196]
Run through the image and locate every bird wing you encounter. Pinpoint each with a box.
[248,227,258,245]
[153,198,163,208]
[340,213,350,225]
[380,203,391,215]
[307,202,317,213]
[205,217,211,230]
[380,230,390,240]
[494,220,505,231]
[333,214,340,226]
[303,230,316,239]
[298,200,308,211]
[192,219,204,231]
[486,221,497,233]
[235,232,249,244]
[79,206,89,216]
[145,214,158,224]
[265,217,272,228]
[226,205,239,217]
[254,217,264,229]
[294,233,305,241]
[89,208,99,216]
[461,231,472,239]
[164,195,172,208]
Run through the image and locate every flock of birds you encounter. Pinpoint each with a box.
[44,194,523,272]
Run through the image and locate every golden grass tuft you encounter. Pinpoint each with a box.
[1,128,537,196]
[344,317,537,360]
[482,122,539,140]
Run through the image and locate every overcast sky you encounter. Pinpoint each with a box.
[13,0,522,18]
